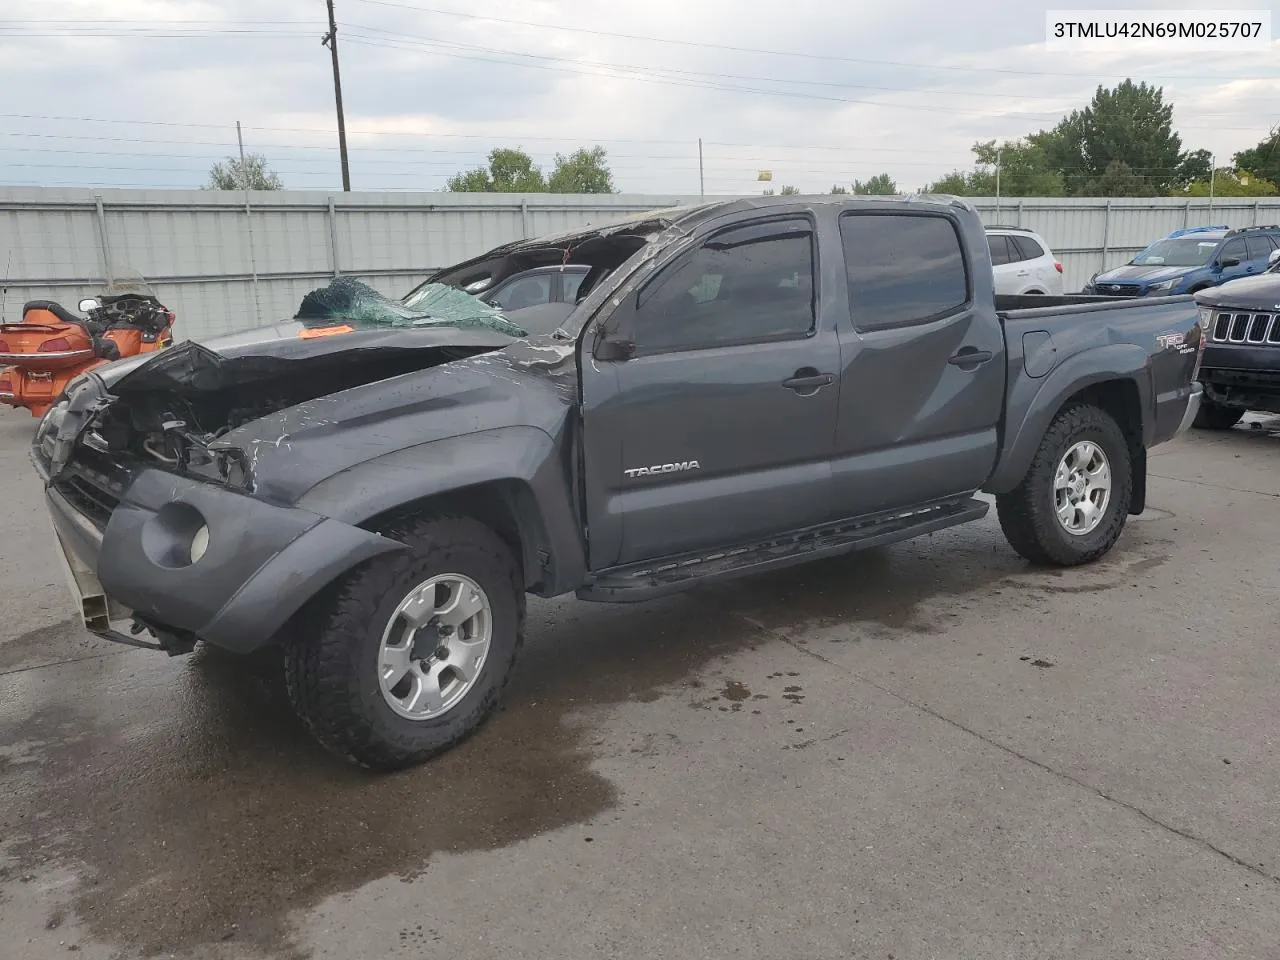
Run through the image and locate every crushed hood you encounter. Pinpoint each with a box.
[93,323,517,394]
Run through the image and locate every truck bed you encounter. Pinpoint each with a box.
[994,292,1189,315]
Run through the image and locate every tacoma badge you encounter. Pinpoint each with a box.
[624,460,700,479]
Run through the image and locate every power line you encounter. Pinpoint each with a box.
[347,0,1276,82]
[339,24,1083,105]
[339,34,1067,121]
[336,33,1278,130]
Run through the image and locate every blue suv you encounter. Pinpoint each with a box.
[1083,225,1280,297]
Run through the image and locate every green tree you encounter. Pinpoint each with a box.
[924,170,992,195]
[972,139,1065,196]
[779,184,802,195]
[1080,160,1153,197]
[547,146,616,193]
[1184,168,1279,197]
[445,147,547,192]
[206,153,283,190]
[1234,127,1280,189]
[1032,80,1189,196]
[851,173,898,195]
[1177,149,1214,190]
[829,184,849,194]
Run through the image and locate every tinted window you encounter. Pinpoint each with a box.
[1010,234,1045,261]
[490,273,552,310]
[633,220,815,353]
[840,213,968,331]
[1219,238,1248,263]
[987,235,1013,266]
[561,270,586,302]
[1245,236,1273,261]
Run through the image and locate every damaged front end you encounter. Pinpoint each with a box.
[31,326,514,655]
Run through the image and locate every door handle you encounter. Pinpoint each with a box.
[948,348,993,367]
[782,369,834,392]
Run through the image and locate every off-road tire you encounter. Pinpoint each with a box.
[1193,400,1244,431]
[283,515,524,771]
[996,403,1132,567]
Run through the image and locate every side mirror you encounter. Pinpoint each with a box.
[1219,257,1241,269]
[78,297,100,313]
[1269,249,1280,266]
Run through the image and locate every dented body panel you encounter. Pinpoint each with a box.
[31,196,1203,654]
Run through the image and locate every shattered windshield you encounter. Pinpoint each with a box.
[295,277,528,338]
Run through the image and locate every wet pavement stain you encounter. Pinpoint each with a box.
[0,618,105,674]
[720,680,751,702]
[0,592,764,959]
[698,523,1179,641]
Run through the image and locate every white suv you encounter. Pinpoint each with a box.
[986,226,1064,296]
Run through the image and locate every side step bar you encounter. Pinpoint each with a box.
[577,497,990,603]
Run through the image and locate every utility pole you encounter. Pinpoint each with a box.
[994,146,1002,220]
[698,138,705,199]
[1208,154,1216,219]
[322,0,351,191]
[236,121,263,323]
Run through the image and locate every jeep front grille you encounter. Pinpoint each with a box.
[1210,311,1280,345]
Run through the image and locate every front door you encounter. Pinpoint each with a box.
[579,214,840,568]
[828,209,1006,520]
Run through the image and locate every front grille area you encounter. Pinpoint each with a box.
[1210,311,1280,345]
[1095,284,1142,297]
[53,472,120,528]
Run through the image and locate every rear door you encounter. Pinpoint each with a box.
[578,212,840,568]
[828,209,1006,520]
[1244,235,1274,276]
[1012,234,1056,293]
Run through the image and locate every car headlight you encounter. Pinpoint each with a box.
[190,524,210,564]
[1148,279,1176,294]
[1197,306,1214,331]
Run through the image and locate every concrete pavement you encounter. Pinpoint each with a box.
[2,406,1278,960]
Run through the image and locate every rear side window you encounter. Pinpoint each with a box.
[840,213,969,331]
[632,218,816,353]
[1010,234,1045,261]
[987,235,1013,266]
[1245,236,1274,261]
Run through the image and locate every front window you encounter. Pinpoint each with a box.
[1130,238,1219,267]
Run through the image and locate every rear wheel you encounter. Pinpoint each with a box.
[283,515,524,770]
[1192,400,1244,431]
[997,403,1132,566]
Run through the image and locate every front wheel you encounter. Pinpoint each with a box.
[996,403,1132,566]
[283,515,525,770]
[1193,400,1244,431]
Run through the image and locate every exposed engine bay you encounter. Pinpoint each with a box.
[85,340,500,485]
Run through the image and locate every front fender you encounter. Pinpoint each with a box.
[295,425,586,596]
[983,342,1151,494]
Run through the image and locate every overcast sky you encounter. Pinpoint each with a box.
[0,0,1277,195]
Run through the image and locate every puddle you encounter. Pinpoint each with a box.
[0,593,763,958]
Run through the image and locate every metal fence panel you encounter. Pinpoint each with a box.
[3,188,1279,343]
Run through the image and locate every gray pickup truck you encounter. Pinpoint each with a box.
[32,196,1204,770]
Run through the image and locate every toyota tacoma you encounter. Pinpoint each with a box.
[32,195,1205,770]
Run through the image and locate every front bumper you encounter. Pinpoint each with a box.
[38,427,407,655]
[1198,343,1280,414]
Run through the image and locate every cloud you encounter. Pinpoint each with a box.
[0,0,1276,193]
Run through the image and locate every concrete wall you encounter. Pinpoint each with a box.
[3,187,1278,343]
